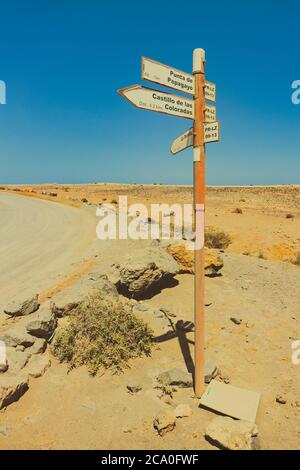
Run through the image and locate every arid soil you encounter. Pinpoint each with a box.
[0,184,299,450]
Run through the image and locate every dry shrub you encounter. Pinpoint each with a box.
[293,252,300,266]
[52,293,153,375]
[286,213,294,219]
[205,227,232,249]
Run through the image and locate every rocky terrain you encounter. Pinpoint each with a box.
[0,184,299,450]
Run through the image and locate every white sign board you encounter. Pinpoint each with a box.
[204,121,220,143]
[142,57,216,101]
[118,85,194,119]
[171,128,194,154]
[205,104,216,122]
[142,56,195,95]
[205,81,216,102]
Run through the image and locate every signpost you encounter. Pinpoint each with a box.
[118,49,220,397]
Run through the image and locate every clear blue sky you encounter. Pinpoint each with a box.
[0,0,299,185]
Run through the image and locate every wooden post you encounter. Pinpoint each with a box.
[193,48,206,397]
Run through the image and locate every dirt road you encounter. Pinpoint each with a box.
[0,193,96,310]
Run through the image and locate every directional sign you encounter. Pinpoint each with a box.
[204,121,220,143]
[142,57,216,101]
[142,56,195,95]
[118,85,194,119]
[170,128,194,154]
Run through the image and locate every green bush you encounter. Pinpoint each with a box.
[52,293,153,375]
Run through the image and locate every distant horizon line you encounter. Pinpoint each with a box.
[2,182,300,188]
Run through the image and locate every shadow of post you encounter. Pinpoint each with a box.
[153,319,195,382]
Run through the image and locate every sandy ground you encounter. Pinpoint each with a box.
[0,184,299,450]
[0,192,97,311]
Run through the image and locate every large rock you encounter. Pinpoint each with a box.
[4,295,39,317]
[205,416,260,450]
[51,275,118,317]
[0,374,29,409]
[109,247,179,298]
[27,338,47,355]
[26,354,51,379]
[157,368,193,388]
[0,324,35,348]
[25,302,57,339]
[87,274,119,300]
[166,242,223,277]
[6,347,30,373]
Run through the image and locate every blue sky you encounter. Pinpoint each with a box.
[0,0,299,185]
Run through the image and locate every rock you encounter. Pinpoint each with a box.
[157,368,193,388]
[0,426,9,436]
[26,354,51,379]
[204,248,224,277]
[219,374,230,384]
[134,303,149,312]
[91,274,119,301]
[174,404,192,418]
[205,416,260,450]
[109,247,179,298]
[166,241,194,273]
[27,338,47,355]
[154,309,164,318]
[205,360,218,384]
[6,348,30,373]
[127,384,142,394]
[0,374,29,409]
[276,395,287,404]
[15,345,25,352]
[0,361,8,373]
[0,325,35,348]
[166,242,223,277]
[50,275,118,317]
[25,302,57,339]
[4,295,39,317]
[230,317,242,325]
[153,410,176,436]
[122,426,132,433]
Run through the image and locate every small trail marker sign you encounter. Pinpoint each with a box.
[204,121,220,143]
[118,50,220,397]
[205,104,216,122]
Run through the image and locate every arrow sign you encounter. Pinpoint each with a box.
[118,85,194,119]
[170,128,194,154]
[142,57,216,101]
[171,121,220,154]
